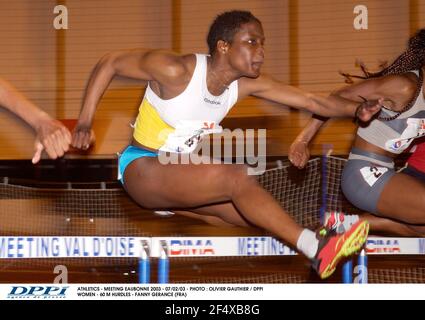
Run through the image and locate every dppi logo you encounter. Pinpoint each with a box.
[366,239,400,253]
[169,239,215,256]
[8,286,68,299]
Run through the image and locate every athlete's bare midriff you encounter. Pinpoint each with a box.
[353,135,396,159]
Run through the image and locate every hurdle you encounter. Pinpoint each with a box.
[1,235,424,283]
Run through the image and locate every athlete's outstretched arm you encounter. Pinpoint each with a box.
[286,73,413,168]
[239,74,384,121]
[72,49,187,149]
[288,116,326,169]
[0,77,71,163]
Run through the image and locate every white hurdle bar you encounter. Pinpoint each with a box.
[0,236,424,259]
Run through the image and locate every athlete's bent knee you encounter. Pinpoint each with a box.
[229,165,259,195]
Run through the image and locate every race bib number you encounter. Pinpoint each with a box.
[159,120,223,153]
[360,166,388,187]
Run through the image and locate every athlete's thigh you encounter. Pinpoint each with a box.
[173,210,235,227]
[123,156,249,208]
[377,172,425,224]
[190,202,250,227]
[341,158,395,213]
[173,201,251,227]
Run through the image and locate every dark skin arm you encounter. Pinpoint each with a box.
[330,73,416,109]
[72,49,192,149]
[238,74,382,119]
[289,116,327,169]
[288,72,418,167]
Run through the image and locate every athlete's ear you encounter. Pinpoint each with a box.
[217,40,229,54]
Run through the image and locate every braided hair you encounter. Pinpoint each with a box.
[341,29,425,83]
[341,29,425,121]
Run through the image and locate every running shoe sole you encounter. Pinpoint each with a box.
[320,220,369,279]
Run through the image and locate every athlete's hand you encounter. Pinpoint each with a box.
[288,140,310,169]
[355,97,384,122]
[71,123,96,150]
[32,118,72,164]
